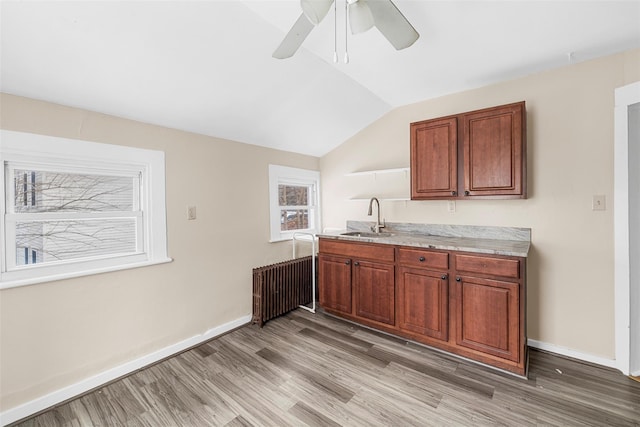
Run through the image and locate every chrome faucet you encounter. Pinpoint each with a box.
[367,197,386,233]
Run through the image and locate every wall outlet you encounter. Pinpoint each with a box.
[187,205,197,220]
[592,195,606,211]
[447,200,456,213]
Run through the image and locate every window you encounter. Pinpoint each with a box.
[268,165,320,242]
[0,130,171,288]
[21,247,39,265]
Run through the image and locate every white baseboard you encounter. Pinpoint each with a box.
[527,339,618,369]
[0,314,252,427]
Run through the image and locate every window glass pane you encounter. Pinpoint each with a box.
[13,169,136,213]
[280,209,309,231]
[15,219,137,265]
[278,184,308,206]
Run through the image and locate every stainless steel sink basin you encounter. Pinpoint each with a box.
[340,231,395,238]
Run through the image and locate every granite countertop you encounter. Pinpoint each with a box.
[317,221,531,258]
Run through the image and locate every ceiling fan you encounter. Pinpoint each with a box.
[273,0,419,60]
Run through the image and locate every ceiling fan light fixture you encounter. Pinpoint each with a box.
[300,0,334,25]
[275,0,419,60]
[348,0,375,34]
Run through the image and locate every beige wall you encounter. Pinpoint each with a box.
[2,47,638,415]
[0,93,319,411]
[320,49,640,360]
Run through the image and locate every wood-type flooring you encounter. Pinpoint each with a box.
[13,309,640,426]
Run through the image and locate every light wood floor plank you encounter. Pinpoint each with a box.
[11,309,640,426]
[287,401,341,427]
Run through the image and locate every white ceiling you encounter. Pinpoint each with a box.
[2,1,639,157]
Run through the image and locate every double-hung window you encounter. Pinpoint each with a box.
[1,130,170,288]
[268,165,320,242]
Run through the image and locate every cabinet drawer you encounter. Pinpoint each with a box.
[455,254,520,279]
[398,248,448,270]
[319,239,395,263]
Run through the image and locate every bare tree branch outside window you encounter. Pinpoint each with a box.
[12,170,139,266]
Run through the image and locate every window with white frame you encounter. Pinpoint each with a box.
[0,130,171,288]
[268,165,320,242]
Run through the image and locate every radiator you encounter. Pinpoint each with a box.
[252,256,313,327]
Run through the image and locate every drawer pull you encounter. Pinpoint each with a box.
[354,261,360,266]
[398,248,449,269]
[441,275,447,280]
[345,260,351,265]
[456,277,461,282]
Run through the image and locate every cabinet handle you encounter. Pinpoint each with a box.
[441,275,447,280]
[451,191,457,196]
[456,277,461,282]
[345,260,351,265]
[354,261,360,266]
[419,256,425,262]
[464,190,470,196]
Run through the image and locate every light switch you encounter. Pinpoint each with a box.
[592,195,606,211]
[447,200,456,213]
[187,205,197,220]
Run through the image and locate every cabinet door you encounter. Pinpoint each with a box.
[462,102,525,197]
[410,117,458,199]
[318,254,352,314]
[354,260,395,325]
[454,275,520,362]
[397,267,448,341]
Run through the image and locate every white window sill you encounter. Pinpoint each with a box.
[269,237,292,243]
[0,257,173,290]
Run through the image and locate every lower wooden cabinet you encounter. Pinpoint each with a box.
[454,275,520,362]
[397,267,448,341]
[318,239,395,326]
[318,254,352,314]
[354,260,395,325]
[318,238,528,376]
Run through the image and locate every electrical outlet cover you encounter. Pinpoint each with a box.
[447,200,456,213]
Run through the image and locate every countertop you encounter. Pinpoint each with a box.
[317,221,531,258]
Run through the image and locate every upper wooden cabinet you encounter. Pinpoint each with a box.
[463,102,526,197]
[411,102,526,200]
[410,117,458,199]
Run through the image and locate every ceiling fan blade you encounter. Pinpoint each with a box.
[273,14,315,59]
[300,0,334,25]
[349,0,375,34]
[366,0,419,50]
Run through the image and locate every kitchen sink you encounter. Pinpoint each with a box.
[340,231,395,238]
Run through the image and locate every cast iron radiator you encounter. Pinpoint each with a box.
[252,256,313,327]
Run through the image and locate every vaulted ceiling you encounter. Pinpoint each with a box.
[2,1,639,156]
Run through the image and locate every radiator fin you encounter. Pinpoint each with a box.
[252,256,313,327]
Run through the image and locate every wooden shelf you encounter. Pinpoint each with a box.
[345,167,409,177]
[349,197,410,201]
